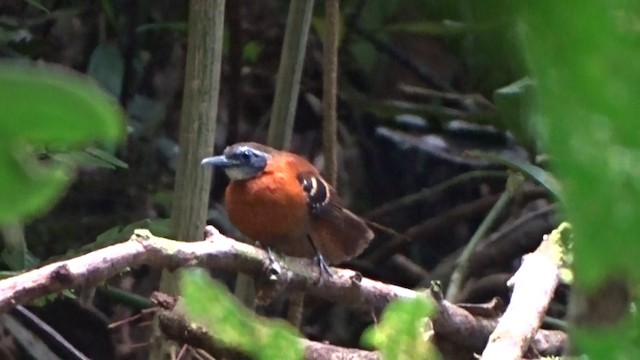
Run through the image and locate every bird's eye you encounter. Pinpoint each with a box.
[241,150,252,160]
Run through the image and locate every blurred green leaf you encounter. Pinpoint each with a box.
[358,0,403,31]
[312,15,346,47]
[56,219,170,268]
[361,296,439,360]
[0,61,124,223]
[1,248,39,270]
[87,43,125,98]
[520,0,640,357]
[181,269,304,360]
[98,0,119,31]
[521,0,640,285]
[349,40,378,74]
[574,321,640,360]
[241,40,262,64]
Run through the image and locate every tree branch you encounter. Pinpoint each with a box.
[480,233,562,360]
[0,228,567,357]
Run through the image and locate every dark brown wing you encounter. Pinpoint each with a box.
[297,172,374,264]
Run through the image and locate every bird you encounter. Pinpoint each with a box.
[201,142,374,273]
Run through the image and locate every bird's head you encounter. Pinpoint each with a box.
[201,142,271,180]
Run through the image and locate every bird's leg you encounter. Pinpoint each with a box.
[307,235,333,281]
[266,246,277,264]
[254,241,274,262]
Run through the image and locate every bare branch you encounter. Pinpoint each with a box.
[481,234,562,359]
[0,228,566,357]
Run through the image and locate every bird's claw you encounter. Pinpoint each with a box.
[266,247,277,264]
[315,254,333,284]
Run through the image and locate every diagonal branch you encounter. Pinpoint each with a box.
[480,232,562,359]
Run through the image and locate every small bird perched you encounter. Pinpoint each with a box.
[201,142,374,272]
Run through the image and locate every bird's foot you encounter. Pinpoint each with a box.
[266,246,278,264]
[314,253,333,284]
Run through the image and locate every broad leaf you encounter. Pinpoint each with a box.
[0,61,124,222]
[181,269,304,360]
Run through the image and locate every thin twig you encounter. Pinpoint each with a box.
[446,189,513,302]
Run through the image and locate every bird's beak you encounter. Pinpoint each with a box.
[201,155,237,168]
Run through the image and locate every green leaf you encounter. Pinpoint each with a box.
[349,40,378,74]
[0,61,124,223]
[466,150,561,199]
[84,147,128,168]
[311,15,346,47]
[358,0,403,31]
[493,77,537,153]
[361,296,439,360]
[181,269,304,360]
[384,20,470,37]
[95,219,172,247]
[1,248,39,271]
[242,40,262,64]
[87,43,125,98]
[23,0,50,13]
[98,0,119,31]
[520,0,640,285]
[50,147,128,169]
[520,0,640,357]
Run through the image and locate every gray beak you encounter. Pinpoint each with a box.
[201,155,237,168]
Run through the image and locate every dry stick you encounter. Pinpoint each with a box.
[446,189,513,302]
[0,229,566,356]
[480,234,561,360]
[155,0,225,357]
[322,0,340,186]
[266,0,315,149]
[162,0,225,292]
